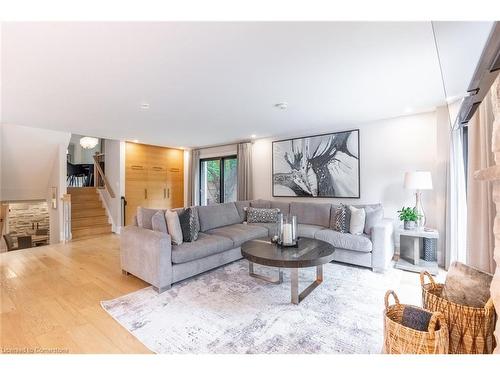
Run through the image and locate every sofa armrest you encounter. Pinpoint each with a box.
[371,218,394,272]
[120,225,172,292]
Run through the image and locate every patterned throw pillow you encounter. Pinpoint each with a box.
[331,204,350,233]
[246,207,280,223]
[178,207,199,242]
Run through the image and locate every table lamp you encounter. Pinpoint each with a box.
[404,171,433,228]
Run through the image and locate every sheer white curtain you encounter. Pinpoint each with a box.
[445,121,468,268]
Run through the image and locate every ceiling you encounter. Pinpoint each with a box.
[0,22,493,148]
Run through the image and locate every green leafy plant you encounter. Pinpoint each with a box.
[397,207,421,222]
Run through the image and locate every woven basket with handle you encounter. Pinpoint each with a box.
[383,290,449,354]
[420,271,496,354]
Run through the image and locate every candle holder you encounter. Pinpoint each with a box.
[276,213,298,247]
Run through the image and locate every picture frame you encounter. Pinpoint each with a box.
[272,129,360,198]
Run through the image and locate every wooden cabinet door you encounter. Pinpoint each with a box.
[125,142,148,225]
[125,142,185,224]
[165,148,184,209]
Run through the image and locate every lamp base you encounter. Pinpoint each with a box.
[414,191,426,228]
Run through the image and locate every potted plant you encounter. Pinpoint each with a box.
[397,207,421,230]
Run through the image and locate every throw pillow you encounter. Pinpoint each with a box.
[364,206,384,235]
[165,210,183,245]
[442,261,493,308]
[401,305,432,332]
[151,211,168,233]
[246,207,280,223]
[136,207,160,230]
[331,204,350,233]
[178,207,200,242]
[349,205,366,235]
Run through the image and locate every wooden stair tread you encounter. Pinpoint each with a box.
[68,187,112,240]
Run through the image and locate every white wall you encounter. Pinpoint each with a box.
[0,123,71,244]
[100,139,125,233]
[47,144,68,243]
[1,123,71,201]
[251,110,448,264]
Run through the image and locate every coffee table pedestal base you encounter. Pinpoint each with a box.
[248,262,324,304]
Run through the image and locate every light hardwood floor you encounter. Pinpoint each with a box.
[0,234,150,353]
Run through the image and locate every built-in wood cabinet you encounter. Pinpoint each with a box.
[125,142,184,225]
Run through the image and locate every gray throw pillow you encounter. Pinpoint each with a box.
[151,211,168,233]
[165,210,183,245]
[401,306,432,332]
[364,206,384,235]
[137,207,160,230]
[246,207,280,223]
[178,207,200,242]
[331,204,350,233]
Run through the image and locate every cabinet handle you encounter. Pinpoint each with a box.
[131,165,144,170]
[144,189,148,199]
[163,188,166,199]
[168,188,170,199]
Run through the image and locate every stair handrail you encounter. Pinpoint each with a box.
[93,153,116,198]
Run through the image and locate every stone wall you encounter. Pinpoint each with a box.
[7,201,50,236]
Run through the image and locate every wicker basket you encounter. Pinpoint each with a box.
[420,271,496,354]
[383,290,449,354]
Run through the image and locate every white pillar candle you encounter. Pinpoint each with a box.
[283,223,293,244]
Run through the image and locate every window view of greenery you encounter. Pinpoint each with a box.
[224,158,237,202]
[200,157,237,205]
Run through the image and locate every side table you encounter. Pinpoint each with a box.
[394,227,439,275]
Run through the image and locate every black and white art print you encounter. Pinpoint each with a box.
[272,130,360,198]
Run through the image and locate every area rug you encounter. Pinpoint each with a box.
[102,260,436,354]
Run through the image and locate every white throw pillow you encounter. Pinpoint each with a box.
[349,206,366,235]
[165,210,183,245]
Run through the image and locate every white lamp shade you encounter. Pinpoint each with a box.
[404,171,433,190]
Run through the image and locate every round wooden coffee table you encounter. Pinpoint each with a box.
[241,237,335,304]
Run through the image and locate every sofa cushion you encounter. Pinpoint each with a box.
[297,224,325,238]
[315,229,373,252]
[197,202,242,232]
[171,233,234,264]
[290,202,331,227]
[270,201,290,215]
[248,222,277,237]
[250,199,271,208]
[206,223,268,247]
[234,200,251,221]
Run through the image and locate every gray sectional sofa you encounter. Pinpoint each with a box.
[120,199,394,293]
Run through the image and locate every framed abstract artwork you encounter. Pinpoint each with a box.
[272,129,360,198]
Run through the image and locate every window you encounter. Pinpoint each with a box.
[200,156,237,205]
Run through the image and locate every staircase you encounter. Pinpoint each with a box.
[68,187,112,239]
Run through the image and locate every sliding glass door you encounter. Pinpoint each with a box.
[200,156,237,205]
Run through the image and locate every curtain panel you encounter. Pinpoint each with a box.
[467,90,496,274]
[446,123,468,269]
[188,149,200,207]
[237,142,253,201]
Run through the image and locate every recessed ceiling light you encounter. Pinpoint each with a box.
[274,102,288,110]
[404,106,413,114]
[251,134,256,138]
[140,103,150,110]
[132,139,139,143]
